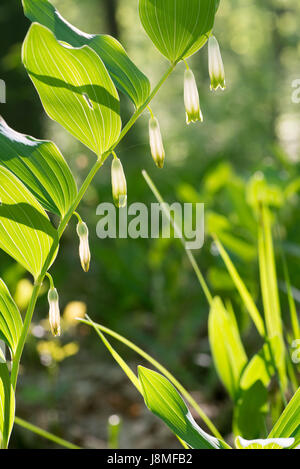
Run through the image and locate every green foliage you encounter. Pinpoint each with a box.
[0,0,298,450]
[139,0,218,63]
[138,367,226,449]
[0,166,58,280]
[22,23,122,158]
[0,117,77,217]
[0,364,15,449]
[0,279,22,357]
[269,388,300,447]
[22,0,151,109]
[208,297,247,400]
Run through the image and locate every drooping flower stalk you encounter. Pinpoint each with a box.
[184,67,203,124]
[76,220,91,272]
[111,153,127,208]
[148,110,165,168]
[208,35,226,91]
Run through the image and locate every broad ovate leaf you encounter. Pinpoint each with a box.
[0,363,15,449]
[22,23,122,157]
[0,279,22,357]
[22,0,150,108]
[0,117,77,217]
[138,366,227,449]
[208,297,247,400]
[139,0,218,63]
[0,166,58,280]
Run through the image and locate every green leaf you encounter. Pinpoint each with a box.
[0,117,77,217]
[258,205,287,391]
[0,363,15,449]
[139,0,218,63]
[269,388,300,447]
[79,318,224,441]
[234,342,275,439]
[138,366,226,449]
[85,316,142,393]
[208,297,248,400]
[214,236,265,337]
[0,166,58,280]
[0,279,22,357]
[22,23,122,157]
[22,0,150,109]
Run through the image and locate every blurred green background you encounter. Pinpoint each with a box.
[0,0,300,448]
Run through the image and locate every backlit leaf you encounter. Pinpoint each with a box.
[22,23,122,157]
[0,117,77,217]
[138,366,226,449]
[139,0,218,63]
[0,363,15,449]
[0,166,58,280]
[208,297,247,400]
[0,279,22,357]
[269,388,300,448]
[234,342,275,439]
[22,0,150,108]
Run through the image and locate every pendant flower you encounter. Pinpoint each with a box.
[111,155,127,208]
[48,287,61,337]
[184,69,203,125]
[235,436,295,450]
[208,35,226,91]
[76,221,91,272]
[149,117,165,168]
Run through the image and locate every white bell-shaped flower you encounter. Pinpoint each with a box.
[48,287,61,337]
[76,221,91,272]
[208,36,226,91]
[111,156,127,208]
[149,117,165,168]
[184,69,203,125]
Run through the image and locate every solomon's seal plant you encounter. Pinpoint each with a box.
[0,0,298,451]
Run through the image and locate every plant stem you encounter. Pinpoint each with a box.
[80,319,223,441]
[142,170,212,305]
[11,283,40,389]
[14,417,80,449]
[11,64,176,392]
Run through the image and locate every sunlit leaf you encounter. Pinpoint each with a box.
[208,297,247,400]
[258,205,287,391]
[79,318,224,441]
[139,0,218,63]
[0,363,15,449]
[22,0,150,108]
[0,166,57,280]
[0,117,77,217]
[214,236,265,337]
[22,23,122,157]
[138,366,227,449]
[269,388,300,448]
[234,342,275,439]
[0,279,22,357]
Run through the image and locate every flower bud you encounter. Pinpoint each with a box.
[208,36,226,91]
[149,117,165,168]
[111,156,127,208]
[76,221,91,272]
[48,287,61,337]
[184,69,203,125]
